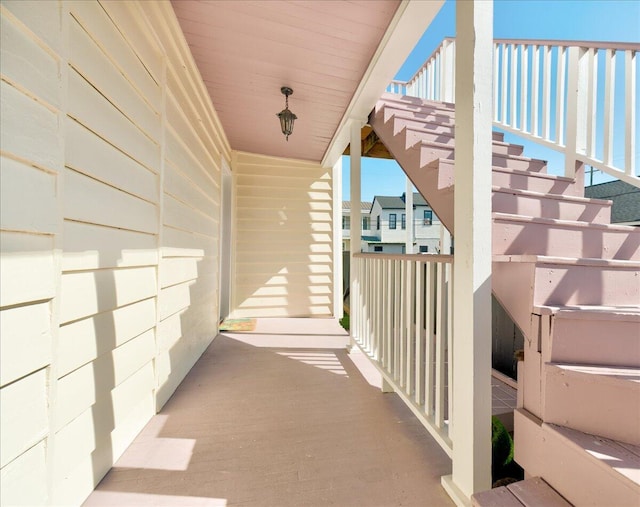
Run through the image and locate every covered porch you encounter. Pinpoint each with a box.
[84,318,454,506]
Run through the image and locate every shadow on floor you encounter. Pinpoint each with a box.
[84,319,453,507]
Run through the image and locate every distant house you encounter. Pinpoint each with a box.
[342,193,443,253]
[585,180,640,225]
[341,200,373,252]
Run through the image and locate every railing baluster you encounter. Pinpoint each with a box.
[446,264,453,430]
[425,262,434,417]
[603,48,616,166]
[542,45,552,140]
[586,48,598,159]
[394,259,401,383]
[520,45,529,132]
[405,259,414,395]
[415,261,424,405]
[510,44,518,127]
[625,50,636,176]
[494,43,500,122]
[386,259,392,370]
[531,45,540,137]
[501,44,509,124]
[556,46,566,146]
[434,262,446,429]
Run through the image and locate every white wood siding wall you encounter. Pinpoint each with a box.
[0,1,229,505]
[233,152,333,318]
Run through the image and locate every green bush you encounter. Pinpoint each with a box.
[492,416,523,486]
[339,314,350,331]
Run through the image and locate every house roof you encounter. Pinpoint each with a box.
[170,1,444,166]
[342,201,372,211]
[584,180,640,223]
[373,192,429,209]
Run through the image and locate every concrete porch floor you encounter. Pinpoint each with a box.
[83,318,455,506]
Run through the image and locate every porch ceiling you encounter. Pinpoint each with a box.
[170,0,402,163]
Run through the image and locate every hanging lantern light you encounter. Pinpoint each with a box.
[276,86,297,141]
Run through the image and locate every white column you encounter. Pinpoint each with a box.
[405,177,413,254]
[349,119,363,348]
[441,0,493,504]
[333,157,344,320]
[440,226,452,255]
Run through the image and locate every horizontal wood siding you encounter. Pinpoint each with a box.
[0,1,229,505]
[233,152,334,318]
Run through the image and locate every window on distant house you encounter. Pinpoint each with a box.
[389,213,397,229]
[362,217,370,230]
[401,213,406,229]
[342,216,350,230]
[419,245,429,253]
[424,210,433,225]
[377,215,380,230]
[374,245,383,252]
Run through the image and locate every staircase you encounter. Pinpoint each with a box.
[370,93,640,506]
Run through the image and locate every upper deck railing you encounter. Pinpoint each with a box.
[387,38,640,187]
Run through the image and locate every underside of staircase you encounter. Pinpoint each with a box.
[370,93,640,506]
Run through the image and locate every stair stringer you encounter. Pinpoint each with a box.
[370,94,640,505]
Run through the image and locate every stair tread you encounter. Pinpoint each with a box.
[380,93,455,111]
[547,362,640,381]
[413,141,547,171]
[492,211,637,231]
[544,422,640,485]
[436,158,572,179]
[494,254,640,267]
[472,477,572,507]
[403,125,520,148]
[492,186,611,205]
[507,477,572,507]
[534,304,640,319]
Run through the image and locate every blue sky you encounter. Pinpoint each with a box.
[343,0,640,202]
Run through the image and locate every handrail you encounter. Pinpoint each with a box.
[387,38,639,187]
[350,253,454,455]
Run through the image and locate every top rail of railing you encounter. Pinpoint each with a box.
[386,38,639,187]
[354,252,453,263]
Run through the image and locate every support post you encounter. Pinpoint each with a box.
[405,177,413,254]
[565,46,588,179]
[349,119,363,349]
[441,0,493,504]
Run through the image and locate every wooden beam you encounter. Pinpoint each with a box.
[343,125,393,159]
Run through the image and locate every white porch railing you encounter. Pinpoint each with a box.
[387,38,640,187]
[351,252,453,455]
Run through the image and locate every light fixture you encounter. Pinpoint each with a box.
[276,86,297,141]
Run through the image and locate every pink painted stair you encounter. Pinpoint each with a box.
[370,92,640,506]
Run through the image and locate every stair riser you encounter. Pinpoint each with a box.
[493,154,547,172]
[382,107,455,128]
[493,261,640,334]
[381,103,456,122]
[380,94,455,113]
[416,144,547,173]
[534,264,640,307]
[404,129,524,156]
[392,119,458,137]
[492,192,611,224]
[390,118,505,142]
[514,409,640,507]
[547,316,640,367]
[492,169,582,197]
[436,160,582,197]
[544,365,640,445]
[492,220,640,260]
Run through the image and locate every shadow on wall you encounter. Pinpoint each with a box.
[233,160,335,318]
[24,241,214,505]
